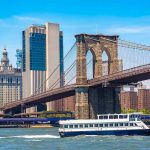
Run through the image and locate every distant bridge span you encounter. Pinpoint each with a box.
[1,64,150,111]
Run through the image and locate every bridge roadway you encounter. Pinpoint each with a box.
[1,64,150,111]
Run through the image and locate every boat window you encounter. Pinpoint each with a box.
[99,116,104,119]
[79,124,83,128]
[84,124,88,128]
[124,115,127,118]
[119,115,123,119]
[64,125,68,128]
[89,124,93,128]
[69,125,73,128]
[109,115,113,119]
[74,125,78,128]
[110,124,113,127]
[125,123,128,126]
[115,123,118,127]
[120,123,123,126]
[99,124,103,127]
[114,115,118,119]
[130,115,134,118]
[94,124,98,127]
[137,118,140,121]
[130,123,133,126]
[104,116,108,119]
[105,124,108,127]
[134,123,138,126]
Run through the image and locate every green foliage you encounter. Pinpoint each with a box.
[121,108,137,113]
[121,108,150,114]
[127,109,137,113]
[140,109,150,114]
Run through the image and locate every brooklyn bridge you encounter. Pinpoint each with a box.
[1,34,150,119]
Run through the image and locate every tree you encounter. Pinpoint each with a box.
[140,109,150,114]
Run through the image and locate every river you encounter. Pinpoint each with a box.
[0,128,150,150]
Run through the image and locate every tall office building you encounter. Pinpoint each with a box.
[22,23,64,112]
[16,49,23,70]
[0,48,22,107]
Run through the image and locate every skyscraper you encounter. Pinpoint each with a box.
[22,22,64,111]
[0,48,22,107]
[16,49,23,70]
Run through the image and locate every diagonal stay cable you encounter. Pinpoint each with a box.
[34,42,76,95]
[48,60,77,90]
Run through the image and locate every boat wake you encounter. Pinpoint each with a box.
[0,135,60,139]
[85,135,98,137]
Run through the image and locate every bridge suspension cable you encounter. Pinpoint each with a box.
[34,42,76,95]
[65,58,93,86]
[84,35,150,71]
[48,60,76,90]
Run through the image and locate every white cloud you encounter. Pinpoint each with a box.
[109,26,150,34]
[14,16,43,23]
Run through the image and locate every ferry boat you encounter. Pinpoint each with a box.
[59,113,150,137]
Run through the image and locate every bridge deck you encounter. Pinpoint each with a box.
[1,64,150,111]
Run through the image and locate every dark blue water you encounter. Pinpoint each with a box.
[0,128,150,150]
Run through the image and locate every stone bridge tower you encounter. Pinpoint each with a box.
[75,34,120,119]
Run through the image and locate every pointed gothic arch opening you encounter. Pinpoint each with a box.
[102,48,111,76]
[86,49,96,80]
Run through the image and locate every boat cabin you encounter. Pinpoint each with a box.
[97,113,141,121]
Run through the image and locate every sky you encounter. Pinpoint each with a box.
[0,0,150,87]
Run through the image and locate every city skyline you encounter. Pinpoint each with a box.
[0,0,150,67]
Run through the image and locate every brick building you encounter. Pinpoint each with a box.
[53,96,75,112]
[138,89,150,111]
[120,90,138,111]
[63,96,75,112]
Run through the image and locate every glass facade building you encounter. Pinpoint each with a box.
[59,31,64,87]
[22,23,64,113]
[22,31,26,72]
[16,49,23,70]
[30,33,46,71]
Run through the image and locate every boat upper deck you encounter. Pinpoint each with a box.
[59,113,142,125]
